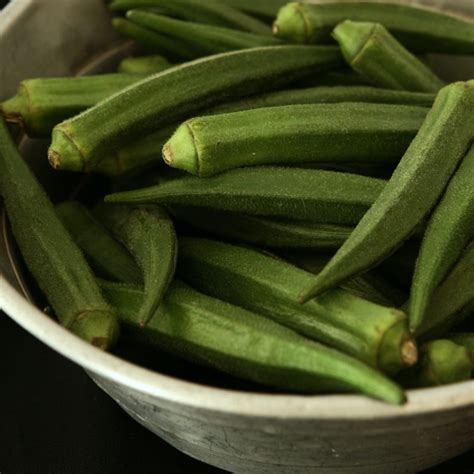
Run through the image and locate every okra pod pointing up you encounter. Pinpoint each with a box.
[274,2,474,54]
[127,10,280,56]
[163,103,428,177]
[106,167,386,226]
[333,21,445,93]
[109,0,271,35]
[0,118,119,349]
[48,45,342,173]
[177,238,416,374]
[300,81,474,303]
[101,280,406,404]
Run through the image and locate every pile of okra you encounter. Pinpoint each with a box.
[1,0,474,405]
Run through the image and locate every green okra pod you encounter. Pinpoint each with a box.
[300,81,474,303]
[109,0,271,35]
[163,103,428,177]
[105,167,386,226]
[56,201,142,284]
[169,206,353,250]
[127,10,280,56]
[448,334,474,362]
[410,145,474,332]
[0,118,119,349]
[177,238,417,374]
[96,204,177,326]
[1,74,145,137]
[219,0,288,19]
[417,242,474,340]
[118,55,172,74]
[48,45,343,173]
[101,279,406,403]
[273,2,474,54]
[210,86,435,114]
[333,21,445,93]
[112,17,201,60]
[399,340,473,388]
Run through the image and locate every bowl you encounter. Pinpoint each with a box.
[1,1,474,472]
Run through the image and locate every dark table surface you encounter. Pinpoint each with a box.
[0,312,473,474]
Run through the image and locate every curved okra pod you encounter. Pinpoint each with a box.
[410,146,474,332]
[1,74,145,137]
[97,204,177,326]
[56,201,142,284]
[109,0,271,35]
[177,238,416,374]
[127,11,280,55]
[0,118,119,349]
[112,18,201,60]
[48,45,343,173]
[299,81,474,303]
[169,206,353,250]
[333,21,445,93]
[101,280,406,403]
[273,2,474,54]
[105,167,386,226]
[210,86,435,114]
[399,340,472,388]
[163,103,428,177]
[118,55,172,74]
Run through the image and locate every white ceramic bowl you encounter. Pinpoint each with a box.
[1,1,474,472]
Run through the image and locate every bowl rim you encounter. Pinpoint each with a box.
[2,274,474,420]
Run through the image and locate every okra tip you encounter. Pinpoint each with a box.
[48,127,85,172]
[332,21,376,63]
[163,123,199,175]
[273,2,308,44]
[1,94,25,125]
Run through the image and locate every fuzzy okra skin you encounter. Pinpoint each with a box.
[274,2,474,55]
[106,167,386,226]
[169,206,353,250]
[300,81,474,303]
[112,18,201,60]
[399,340,472,388]
[127,10,280,56]
[177,238,416,374]
[48,45,343,173]
[0,74,145,137]
[56,201,142,284]
[96,204,177,326]
[333,21,445,93]
[0,118,119,349]
[118,55,172,75]
[109,0,271,35]
[101,279,406,403]
[410,146,474,332]
[164,103,428,177]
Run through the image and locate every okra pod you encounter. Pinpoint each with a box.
[410,146,474,332]
[106,167,386,226]
[164,103,428,177]
[219,0,287,19]
[1,74,145,137]
[300,81,474,303]
[448,334,474,362]
[274,2,474,54]
[399,340,472,388]
[109,0,271,35]
[333,21,445,93]
[101,280,406,403]
[169,206,353,250]
[0,118,119,349]
[127,10,280,55]
[112,18,201,60]
[118,55,172,74]
[48,45,343,173]
[56,201,142,284]
[210,86,435,114]
[178,238,416,374]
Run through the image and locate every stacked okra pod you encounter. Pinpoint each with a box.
[1,0,474,404]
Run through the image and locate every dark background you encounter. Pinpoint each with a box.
[0,0,473,472]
